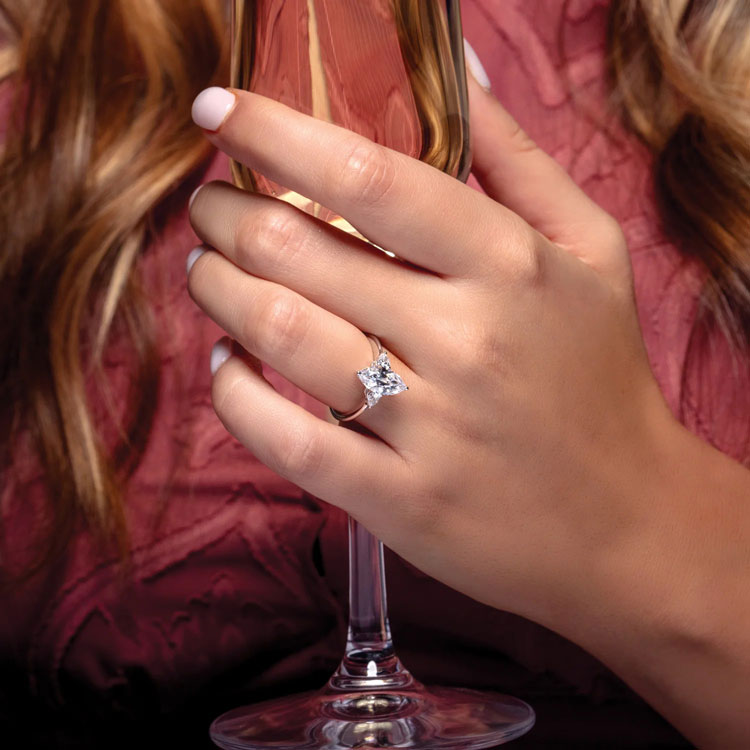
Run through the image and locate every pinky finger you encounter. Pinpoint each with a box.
[210,340,407,522]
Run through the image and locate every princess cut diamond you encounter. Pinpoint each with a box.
[356,352,408,408]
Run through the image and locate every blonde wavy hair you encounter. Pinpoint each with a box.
[608,0,750,345]
[0,0,227,582]
[0,0,748,581]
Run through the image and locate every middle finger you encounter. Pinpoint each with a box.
[189,180,458,372]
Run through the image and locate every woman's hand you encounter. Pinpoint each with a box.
[187,79,750,748]
[186,80,676,630]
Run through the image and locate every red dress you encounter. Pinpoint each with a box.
[2,1,745,746]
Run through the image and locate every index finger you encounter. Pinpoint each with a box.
[191,87,529,279]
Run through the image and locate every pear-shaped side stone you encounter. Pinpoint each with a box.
[357,352,408,409]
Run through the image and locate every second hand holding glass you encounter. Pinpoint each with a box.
[210,1,535,748]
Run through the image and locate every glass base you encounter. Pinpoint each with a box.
[210,683,535,749]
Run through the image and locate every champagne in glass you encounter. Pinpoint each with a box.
[230,0,469,236]
[210,2,535,748]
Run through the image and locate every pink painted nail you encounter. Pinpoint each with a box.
[464,39,491,92]
[192,87,237,131]
[186,246,206,275]
[210,337,233,376]
[189,184,203,210]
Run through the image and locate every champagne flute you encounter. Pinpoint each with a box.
[210,2,535,747]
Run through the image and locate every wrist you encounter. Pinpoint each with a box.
[568,414,712,653]
[558,412,750,746]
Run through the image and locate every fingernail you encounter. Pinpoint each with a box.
[463,39,491,93]
[192,87,237,131]
[186,246,206,275]
[210,337,233,376]
[189,184,203,210]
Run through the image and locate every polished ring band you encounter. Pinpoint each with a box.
[329,333,408,422]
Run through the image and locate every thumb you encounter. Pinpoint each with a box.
[465,41,627,275]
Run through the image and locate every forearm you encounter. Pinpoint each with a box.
[565,420,750,748]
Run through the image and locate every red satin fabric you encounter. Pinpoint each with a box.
[3,1,742,746]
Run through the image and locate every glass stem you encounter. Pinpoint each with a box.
[346,517,393,661]
[327,517,413,692]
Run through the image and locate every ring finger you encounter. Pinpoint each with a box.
[187,247,428,449]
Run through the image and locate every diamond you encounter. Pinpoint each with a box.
[356,352,408,409]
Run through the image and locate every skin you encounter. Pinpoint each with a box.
[187,77,750,747]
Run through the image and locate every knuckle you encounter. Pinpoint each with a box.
[506,121,539,155]
[340,140,397,206]
[440,310,509,378]
[233,211,259,267]
[507,226,546,285]
[399,469,453,537]
[471,324,506,371]
[464,320,507,373]
[236,205,307,270]
[251,289,310,359]
[270,424,325,479]
[258,207,308,267]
